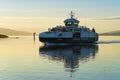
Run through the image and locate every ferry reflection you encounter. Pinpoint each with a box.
[39,44,98,74]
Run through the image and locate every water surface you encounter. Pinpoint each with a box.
[0,36,120,80]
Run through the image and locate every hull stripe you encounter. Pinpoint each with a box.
[39,37,98,43]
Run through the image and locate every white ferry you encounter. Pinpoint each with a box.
[39,11,98,43]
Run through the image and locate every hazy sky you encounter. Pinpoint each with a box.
[0,0,120,33]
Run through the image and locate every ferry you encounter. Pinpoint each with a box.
[39,11,98,43]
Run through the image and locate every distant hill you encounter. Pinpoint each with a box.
[99,30,120,36]
[0,28,32,36]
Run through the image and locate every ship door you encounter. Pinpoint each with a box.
[73,32,80,38]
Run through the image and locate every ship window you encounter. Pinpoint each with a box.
[79,29,82,31]
[73,32,80,37]
[70,29,72,31]
[74,23,78,26]
[58,33,62,36]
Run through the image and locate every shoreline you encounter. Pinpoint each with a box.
[0,34,9,38]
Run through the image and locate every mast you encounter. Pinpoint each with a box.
[70,11,74,19]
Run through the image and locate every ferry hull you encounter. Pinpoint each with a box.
[39,37,98,43]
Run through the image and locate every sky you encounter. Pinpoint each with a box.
[0,0,120,33]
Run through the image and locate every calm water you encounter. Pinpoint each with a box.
[0,36,120,80]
